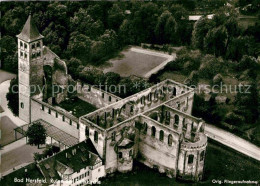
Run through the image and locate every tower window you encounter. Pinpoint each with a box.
[62,115,65,121]
[48,108,51,114]
[102,92,104,98]
[70,120,72,125]
[20,102,24,109]
[37,42,40,48]
[20,41,23,48]
[77,123,79,129]
[20,52,23,57]
[32,53,36,59]
[24,44,28,49]
[109,96,112,102]
[24,53,27,59]
[32,43,35,49]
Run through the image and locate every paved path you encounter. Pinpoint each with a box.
[0,137,27,155]
[130,48,176,78]
[205,124,260,161]
[0,80,26,127]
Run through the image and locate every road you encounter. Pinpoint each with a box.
[205,123,260,161]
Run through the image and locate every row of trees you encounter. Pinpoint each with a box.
[192,8,259,61]
[0,1,203,73]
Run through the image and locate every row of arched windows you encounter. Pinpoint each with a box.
[144,124,174,146]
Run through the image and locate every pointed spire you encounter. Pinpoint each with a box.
[17,14,44,42]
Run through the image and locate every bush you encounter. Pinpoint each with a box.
[212,73,223,86]
[199,55,224,79]
[224,112,245,126]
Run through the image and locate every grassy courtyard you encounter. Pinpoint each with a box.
[56,97,97,118]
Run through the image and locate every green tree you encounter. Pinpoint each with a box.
[0,36,18,73]
[192,17,213,50]
[67,32,92,64]
[26,122,47,149]
[107,4,125,31]
[6,77,19,116]
[204,26,228,57]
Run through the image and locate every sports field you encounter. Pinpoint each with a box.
[104,47,174,78]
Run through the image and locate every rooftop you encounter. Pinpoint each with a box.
[16,14,44,42]
[38,139,101,183]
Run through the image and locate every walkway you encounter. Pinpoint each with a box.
[205,124,260,161]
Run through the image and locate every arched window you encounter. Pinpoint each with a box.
[176,102,180,109]
[112,131,116,141]
[37,42,40,48]
[168,134,173,146]
[173,87,177,96]
[182,118,186,125]
[20,102,24,109]
[151,126,156,138]
[200,151,205,161]
[159,130,164,141]
[96,115,100,125]
[165,111,170,125]
[20,41,23,48]
[174,115,179,124]
[188,154,194,164]
[143,122,148,134]
[129,150,132,157]
[141,96,145,104]
[85,127,89,137]
[94,131,98,143]
[118,152,123,159]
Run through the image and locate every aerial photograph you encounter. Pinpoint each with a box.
[0,0,259,185]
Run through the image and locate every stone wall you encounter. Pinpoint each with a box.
[76,81,121,109]
[137,115,180,177]
[31,98,79,138]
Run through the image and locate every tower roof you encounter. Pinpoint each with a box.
[17,14,44,42]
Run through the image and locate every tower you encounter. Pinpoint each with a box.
[16,14,44,122]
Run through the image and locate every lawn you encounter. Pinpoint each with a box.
[103,48,168,77]
[100,140,260,185]
[56,97,97,118]
[0,116,23,146]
